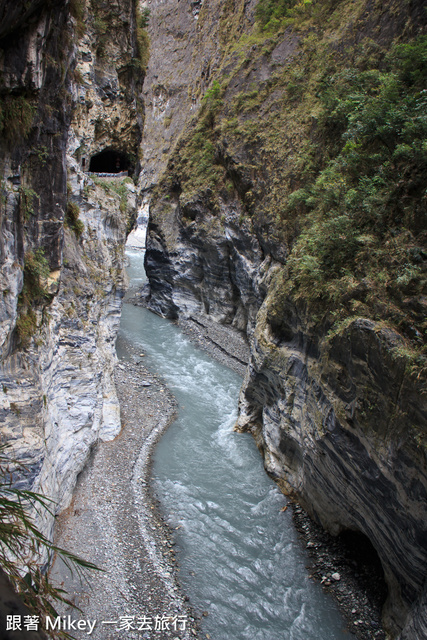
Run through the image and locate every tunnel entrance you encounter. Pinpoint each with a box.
[88,149,131,175]
[338,529,388,609]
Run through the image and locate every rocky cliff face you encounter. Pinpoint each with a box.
[142,0,266,330]
[0,0,143,540]
[139,0,257,192]
[236,301,427,636]
[142,0,427,637]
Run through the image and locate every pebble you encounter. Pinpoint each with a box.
[51,352,197,640]
[293,502,386,640]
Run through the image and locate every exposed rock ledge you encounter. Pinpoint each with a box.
[235,301,427,637]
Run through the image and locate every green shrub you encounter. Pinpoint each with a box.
[280,35,427,360]
[0,445,98,637]
[14,250,50,345]
[69,0,85,37]
[16,249,51,345]
[201,81,223,127]
[139,7,150,28]
[21,250,50,303]
[92,177,130,214]
[15,309,37,346]
[94,15,108,57]
[65,201,84,238]
[19,187,38,222]
[0,95,35,143]
[255,0,296,31]
[393,34,427,88]
[136,17,150,71]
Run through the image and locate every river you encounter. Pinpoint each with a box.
[117,247,354,640]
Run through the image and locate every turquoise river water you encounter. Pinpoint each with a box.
[118,248,354,640]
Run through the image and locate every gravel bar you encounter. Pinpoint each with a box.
[51,336,200,640]
[51,305,386,640]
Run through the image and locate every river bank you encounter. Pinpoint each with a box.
[51,337,199,640]
[52,299,386,640]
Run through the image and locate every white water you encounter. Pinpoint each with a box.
[118,248,354,640]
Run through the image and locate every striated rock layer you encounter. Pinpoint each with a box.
[0,0,143,541]
[235,300,427,637]
[142,0,427,637]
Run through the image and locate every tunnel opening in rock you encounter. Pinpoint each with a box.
[338,529,388,609]
[89,149,131,174]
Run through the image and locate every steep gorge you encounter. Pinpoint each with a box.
[141,0,427,638]
[0,0,426,639]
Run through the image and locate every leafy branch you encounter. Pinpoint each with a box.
[0,446,100,638]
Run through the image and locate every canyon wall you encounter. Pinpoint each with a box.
[142,0,427,637]
[1,0,425,637]
[0,0,143,539]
